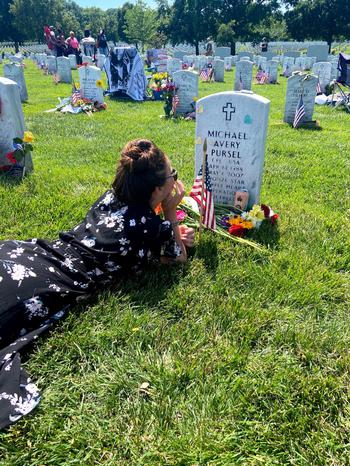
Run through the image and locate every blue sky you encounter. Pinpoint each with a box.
[75,0,156,8]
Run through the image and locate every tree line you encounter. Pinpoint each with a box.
[1,0,349,53]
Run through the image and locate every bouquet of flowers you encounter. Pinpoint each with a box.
[151,72,169,91]
[177,197,278,250]
[0,132,34,179]
[161,79,177,117]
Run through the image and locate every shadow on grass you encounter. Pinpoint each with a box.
[248,222,280,249]
[195,234,219,274]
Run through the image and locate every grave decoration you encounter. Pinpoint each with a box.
[0,132,34,180]
[46,82,107,115]
[150,72,168,100]
[160,79,177,118]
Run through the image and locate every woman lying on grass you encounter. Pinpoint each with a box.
[0,139,195,429]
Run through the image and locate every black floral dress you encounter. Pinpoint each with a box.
[0,190,180,429]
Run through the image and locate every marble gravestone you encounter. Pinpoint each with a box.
[234,60,253,91]
[195,91,270,207]
[78,65,104,105]
[266,60,278,83]
[57,57,72,83]
[284,51,300,59]
[307,44,328,63]
[4,63,28,102]
[82,55,94,65]
[68,54,77,69]
[312,62,332,92]
[167,58,182,76]
[216,47,231,59]
[173,70,199,114]
[284,74,318,124]
[213,59,225,82]
[224,56,232,71]
[96,54,106,70]
[47,56,57,74]
[0,77,33,171]
[237,51,254,61]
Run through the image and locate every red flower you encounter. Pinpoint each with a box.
[6,152,17,164]
[228,224,245,237]
[270,214,279,225]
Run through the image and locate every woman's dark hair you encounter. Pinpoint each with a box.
[84,29,90,38]
[112,139,168,204]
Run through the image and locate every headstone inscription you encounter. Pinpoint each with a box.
[234,60,253,91]
[312,62,332,92]
[237,51,254,61]
[3,63,28,102]
[68,54,77,69]
[213,59,225,82]
[283,74,317,124]
[173,70,199,114]
[57,56,72,83]
[195,91,270,207]
[307,44,328,63]
[0,77,33,171]
[78,65,104,105]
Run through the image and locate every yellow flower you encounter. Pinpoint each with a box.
[249,204,265,220]
[241,221,254,230]
[96,79,103,88]
[228,216,243,225]
[193,96,198,102]
[23,131,34,143]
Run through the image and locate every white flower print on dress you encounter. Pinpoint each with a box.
[81,237,96,248]
[0,380,41,423]
[8,247,25,259]
[106,261,121,272]
[24,296,49,320]
[97,191,115,207]
[119,238,130,246]
[138,249,145,258]
[129,219,136,227]
[1,261,37,287]
[141,216,147,224]
[61,256,78,272]
[48,284,61,292]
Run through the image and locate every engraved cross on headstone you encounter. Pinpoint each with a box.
[222,102,235,121]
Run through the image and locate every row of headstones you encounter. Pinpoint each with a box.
[31,53,106,72]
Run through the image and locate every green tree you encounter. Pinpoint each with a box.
[117,2,134,43]
[104,8,119,43]
[284,0,350,51]
[0,0,25,47]
[216,21,236,54]
[81,7,106,38]
[169,0,221,55]
[124,0,158,51]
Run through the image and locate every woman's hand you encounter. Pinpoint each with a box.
[161,180,185,217]
[179,225,195,248]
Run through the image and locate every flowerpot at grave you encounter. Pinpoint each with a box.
[152,90,163,101]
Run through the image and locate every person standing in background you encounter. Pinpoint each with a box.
[97,29,109,57]
[81,30,96,58]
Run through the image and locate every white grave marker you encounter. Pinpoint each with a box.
[78,65,104,105]
[195,91,270,207]
[312,62,332,92]
[57,57,72,83]
[234,60,253,91]
[173,70,199,114]
[213,59,225,82]
[68,54,77,69]
[284,74,317,124]
[3,63,28,102]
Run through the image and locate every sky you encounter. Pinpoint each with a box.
[75,0,156,8]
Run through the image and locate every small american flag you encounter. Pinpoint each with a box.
[293,95,306,128]
[172,94,180,113]
[200,67,213,82]
[71,83,81,105]
[260,72,269,84]
[190,160,216,230]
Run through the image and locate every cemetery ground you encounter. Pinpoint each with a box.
[0,61,350,465]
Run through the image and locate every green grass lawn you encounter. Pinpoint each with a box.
[0,61,350,465]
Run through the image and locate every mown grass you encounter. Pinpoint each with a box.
[0,61,350,465]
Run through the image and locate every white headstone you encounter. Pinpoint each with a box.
[78,65,104,105]
[0,77,33,171]
[167,58,182,76]
[266,60,278,83]
[213,59,225,82]
[82,55,94,65]
[307,44,328,62]
[216,47,231,59]
[195,91,270,207]
[234,60,253,91]
[312,61,332,92]
[224,56,232,71]
[3,63,28,102]
[47,56,57,74]
[237,51,254,61]
[57,56,72,83]
[96,54,106,70]
[68,54,77,70]
[173,70,199,114]
[284,74,317,124]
